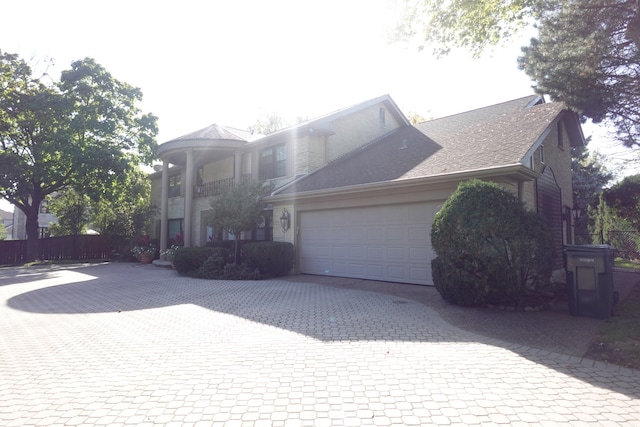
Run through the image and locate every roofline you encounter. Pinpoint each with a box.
[267,164,540,202]
[521,109,585,162]
[418,95,540,125]
[250,94,410,146]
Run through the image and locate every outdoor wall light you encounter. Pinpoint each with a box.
[280,208,291,233]
[571,207,582,220]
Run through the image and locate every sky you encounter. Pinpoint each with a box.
[1,0,638,212]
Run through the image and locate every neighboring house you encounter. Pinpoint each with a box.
[11,200,57,240]
[151,94,584,285]
[1,209,13,239]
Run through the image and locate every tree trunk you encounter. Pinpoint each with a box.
[24,203,41,262]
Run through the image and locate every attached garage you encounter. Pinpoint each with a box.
[299,202,441,285]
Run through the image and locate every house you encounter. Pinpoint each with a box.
[1,208,13,239]
[150,94,584,285]
[11,200,57,240]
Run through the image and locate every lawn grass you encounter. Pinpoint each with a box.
[615,258,640,271]
[585,281,640,370]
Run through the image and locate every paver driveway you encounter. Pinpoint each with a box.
[1,263,639,426]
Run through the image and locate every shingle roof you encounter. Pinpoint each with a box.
[274,95,569,195]
[167,124,253,143]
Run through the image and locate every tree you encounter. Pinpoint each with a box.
[0,221,6,240]
[603,174,640,231]
[207,181,272,263]
[392,0,640,148]
[91,166,156,238]
[519,1,640,148]
[0,51,157,261]
[391,0,539,57]
[47,189,91,237]
[249,112,290,135]
[571,142,614,240]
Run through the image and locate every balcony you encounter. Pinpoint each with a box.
[194,174,253,198]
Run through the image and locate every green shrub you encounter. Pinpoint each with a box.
[173,247,230,276]
[198,254,260,280]
[431,179,555,306]
[242,241,294,277]
[197,253,228,279]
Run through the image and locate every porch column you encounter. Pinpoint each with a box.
[184,149,195,247]
[234,150,242,184]
[160,159,169,255]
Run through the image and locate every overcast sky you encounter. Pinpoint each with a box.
[1,0,637,212]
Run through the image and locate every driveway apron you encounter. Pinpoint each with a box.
[1,263,639,426]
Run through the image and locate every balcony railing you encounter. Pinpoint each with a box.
[194,174,252,198]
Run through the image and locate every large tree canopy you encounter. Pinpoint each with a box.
[392,0,640,148]
[519,0,640,147]
[391,0,539,57]
[0,51,158,260]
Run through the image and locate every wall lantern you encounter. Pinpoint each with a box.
[571,207,582,220]
[280,208,291,233]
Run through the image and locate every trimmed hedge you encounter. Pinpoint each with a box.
[241,241,295,277]
[173,246,231,276]
[431,179,555,306]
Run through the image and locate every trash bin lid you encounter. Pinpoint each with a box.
[563,244,614,253]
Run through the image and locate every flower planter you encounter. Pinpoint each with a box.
[139,254,153,264]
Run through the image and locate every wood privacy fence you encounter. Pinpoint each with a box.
[0,235,128,265]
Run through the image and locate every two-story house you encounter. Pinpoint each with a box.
[150,94,584,285]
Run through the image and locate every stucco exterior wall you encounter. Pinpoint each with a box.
[326,102,402,162]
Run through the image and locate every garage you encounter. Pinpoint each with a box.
[299,202,441,285]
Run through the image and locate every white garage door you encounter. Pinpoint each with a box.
[299,203,440,285]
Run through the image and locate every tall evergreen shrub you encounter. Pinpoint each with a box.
[431,180,555,306]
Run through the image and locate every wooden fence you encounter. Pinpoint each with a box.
[0,235,128,265]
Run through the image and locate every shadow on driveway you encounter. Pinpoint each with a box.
[4,262,639,400]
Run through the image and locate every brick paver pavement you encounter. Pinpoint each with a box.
[1,263,638,426]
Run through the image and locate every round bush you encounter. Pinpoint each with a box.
[431,179,555,306]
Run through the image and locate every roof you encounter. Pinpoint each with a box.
[247,94,410,147]
[273,95,578,196]
[166,123,255,143]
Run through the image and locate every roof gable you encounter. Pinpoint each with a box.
[274,95,579,196]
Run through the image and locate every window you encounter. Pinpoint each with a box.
[539,144,545,164]
[557,122,564,148]
[39,201,50,214]
[259,144,286,180]
[169,174,181,197]
[168,219,183,241]
[379,108,386,126]
[38,227,49,238]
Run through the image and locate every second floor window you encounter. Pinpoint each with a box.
[259,144,286,180]
[169,174,181,197]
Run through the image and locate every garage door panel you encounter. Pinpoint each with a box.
[347,228,365,240]
[332,246,348,258]
[348,263,366,275]
[367,246,385,259]
[387,247,405,260]
[409,247,428,260]
[348,246,365,258]
[409,267,429,281]
[300,203,439,285]
[408,226,429,241]
[367,228,385,242]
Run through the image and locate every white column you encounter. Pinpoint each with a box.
[184,150,194,247]
[160,160,169,255]
[234,150,242,184]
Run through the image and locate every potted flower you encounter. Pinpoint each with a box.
[131,235,157,264]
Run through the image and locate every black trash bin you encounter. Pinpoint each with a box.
[564,245,615,319]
